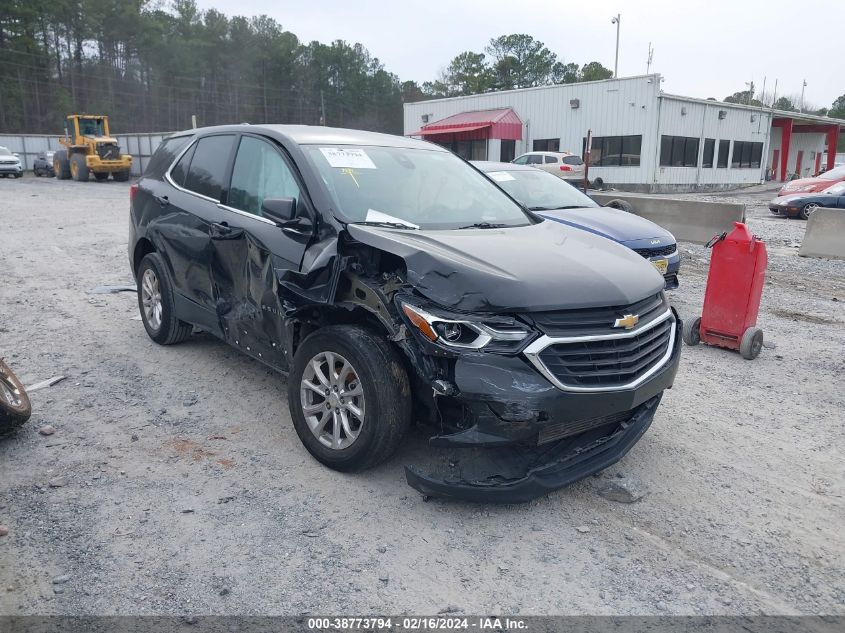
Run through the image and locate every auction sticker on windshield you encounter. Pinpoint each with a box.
[487,171,516,182]
[320,147,376,169]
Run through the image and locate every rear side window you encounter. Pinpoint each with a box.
[544,155,558,164]
[183,135,236,200]
[169,143,196,187]
[145,135,191,178]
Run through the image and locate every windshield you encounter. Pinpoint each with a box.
[822,181,845,195]
[483,168,598,210]
[0,147,10,156]
[304,145,532,230]
[819,165,845,180]
[78,118,105,137]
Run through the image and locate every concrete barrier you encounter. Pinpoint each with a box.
[590,192,746,245]
[798,208,845,260]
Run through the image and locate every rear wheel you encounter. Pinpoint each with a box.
[94,172,109,181]
[799,203,820,220]
[0,359,31,436]
[113,170,130,182]
[54,150,71,180]
[70,153,89,181]
[288,325,411,472]
[136,253,192,345]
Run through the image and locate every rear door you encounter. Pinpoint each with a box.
[157,133,237,334]
[541,154,558,174]
[211,133,314,370]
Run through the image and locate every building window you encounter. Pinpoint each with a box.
[659,135,700,167]
[500,140,515,162]
[717,140,730,168]
[533,138,559,152]
[582,135,642,166]
[439,139,487,161]
[703,138,715,168]
[732,141,764,168]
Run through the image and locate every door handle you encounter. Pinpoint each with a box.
[154,195,169,207]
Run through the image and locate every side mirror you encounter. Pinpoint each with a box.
[261,197,296,225]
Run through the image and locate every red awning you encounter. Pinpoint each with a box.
[408,108,523,141]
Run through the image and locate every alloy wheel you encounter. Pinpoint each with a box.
[300,351,365,450]
[140,268,163,331]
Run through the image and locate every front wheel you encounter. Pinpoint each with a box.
[288,325,411,472]
[70,153,89,181]
[799,203,819,220]
[740,327,763,360]
[94,172,109,181]
[113,170,130,182]
[682,316,702,346]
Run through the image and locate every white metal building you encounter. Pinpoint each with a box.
[403,74,843,192]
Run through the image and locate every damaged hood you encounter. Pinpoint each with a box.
[347,220,664,313]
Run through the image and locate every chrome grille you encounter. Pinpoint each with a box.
[527,293,666,337]
[523,309,676,392]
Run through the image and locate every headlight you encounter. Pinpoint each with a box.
[401,302,528,350]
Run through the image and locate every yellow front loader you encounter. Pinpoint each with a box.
[53,115,132,182]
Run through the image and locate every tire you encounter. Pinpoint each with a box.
[70,153,89,181]
[136,253,192,345]
[605,198,634,213]
[113,170,130,182]
[54,150,71,180]
[34,168,41,177]
[0,359,32,435]
[740,327,763,360]
[682,316,702,346]
[288,325,411,472]
[592,177,604,190]
[799,203,819,221]
[13,173,22,179]
[94,172,109,181]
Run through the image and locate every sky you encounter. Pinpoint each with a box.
[195,0,842,109]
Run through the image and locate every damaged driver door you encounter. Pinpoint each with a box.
[212,134,313,371]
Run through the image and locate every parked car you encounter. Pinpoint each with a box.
[129,125,681,503]
[512,151,585,183]
[0,146,23,178]
[778,164,845,196]
[769,181,845,219]
[475,161,681,289]
[33,151,55,177]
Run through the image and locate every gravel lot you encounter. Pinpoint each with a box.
[0,175,843,616]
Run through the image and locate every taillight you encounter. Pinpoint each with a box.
[129,183,138,202]
[559,165,572,171]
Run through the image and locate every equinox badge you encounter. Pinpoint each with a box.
[613,314,640,329]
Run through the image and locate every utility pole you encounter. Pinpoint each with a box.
[800,80,807,113]
[320,89,326,126]
[611,14,621,78]
[646,42,653,74]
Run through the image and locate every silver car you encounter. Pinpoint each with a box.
[0,146,23,178]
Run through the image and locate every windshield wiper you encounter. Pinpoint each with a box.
[351,220,418,230]
[457,222,509,230]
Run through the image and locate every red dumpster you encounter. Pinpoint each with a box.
[682,222,767,359]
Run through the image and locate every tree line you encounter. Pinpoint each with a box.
[722,82,845,119]
[0,1,617,135]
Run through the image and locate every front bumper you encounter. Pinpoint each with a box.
[405,310,681,502]
[0,164,23,174]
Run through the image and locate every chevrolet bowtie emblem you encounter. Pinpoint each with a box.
[613,314,640,329]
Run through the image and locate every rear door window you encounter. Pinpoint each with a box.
[228,136,301,216]
[182,134,236,201]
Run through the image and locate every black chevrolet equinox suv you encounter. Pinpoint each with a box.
[129,124,682,502]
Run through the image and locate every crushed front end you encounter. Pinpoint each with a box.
[398,292,682,503]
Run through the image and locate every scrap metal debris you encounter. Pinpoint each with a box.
[26,375,66,392]
[88,285,137,294]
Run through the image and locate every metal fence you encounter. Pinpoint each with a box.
[0,132,174,175]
